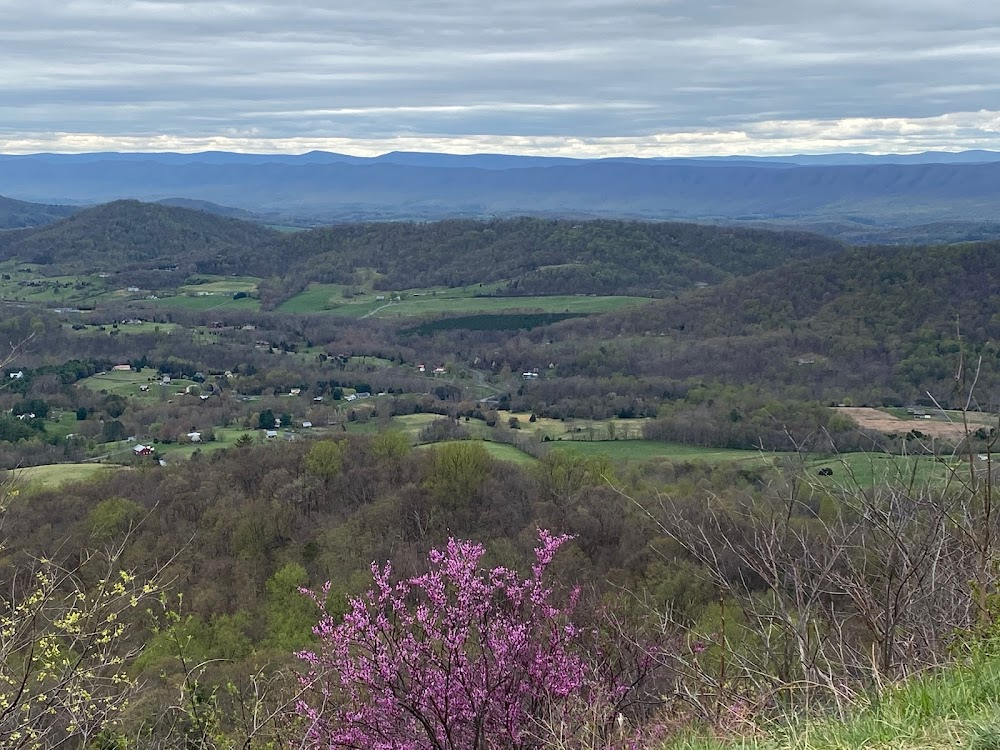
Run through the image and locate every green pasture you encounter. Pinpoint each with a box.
[0,268,115,306]
[807,452,956,488]
[368,294,652,318]
[152,427,259,459]
[76,368,199,399]
[10,463,119,490]
[414,439,538,466]
[277,284,352,313]
[64,321,180,336]
[149,294,260,312]
[550,439,765,464]
[277,281,652,318]
[179,275,260,294]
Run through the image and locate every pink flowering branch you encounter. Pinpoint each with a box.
[296,529,642,750]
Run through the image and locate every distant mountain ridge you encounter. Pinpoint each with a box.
[2,151,1000,227]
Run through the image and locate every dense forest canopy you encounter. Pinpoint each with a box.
[0,201,842,295]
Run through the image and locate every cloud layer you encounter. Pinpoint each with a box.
[2,0,999,155]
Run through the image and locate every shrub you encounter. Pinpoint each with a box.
[297,531,641,749]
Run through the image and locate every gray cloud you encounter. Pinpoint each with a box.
[1,0,1000,153]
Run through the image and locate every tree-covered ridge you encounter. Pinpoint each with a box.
[0,199,280,272]
[516,240,1000,405]
[275,217,843,294]
[0,194,77,229]
[0,200,843,295]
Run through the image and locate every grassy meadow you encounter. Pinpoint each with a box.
[277,281,653,318]
[10,463,120,489]
[150,294,261,312]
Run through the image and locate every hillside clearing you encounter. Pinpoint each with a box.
[837,407,994,441]
[8,463,119,489]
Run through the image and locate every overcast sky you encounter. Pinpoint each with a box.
[2,0,999,155]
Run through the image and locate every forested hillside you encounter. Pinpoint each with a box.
[272,218,842,294]
[0,200,842,296]
[509,240,1000,406]
[0,194,77,229]
[0,200,279,271]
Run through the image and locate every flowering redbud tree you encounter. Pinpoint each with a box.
[297,530,630,750]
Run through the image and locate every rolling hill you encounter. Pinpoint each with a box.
[531,239,1000,405]
[0,201,843,296]
[0,200,279,272]
[0,195,77,229]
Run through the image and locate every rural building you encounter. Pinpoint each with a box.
[8,371,24,379]
[187,432,202,442]
[133,444,154,456]
[290,388,301,395]
[301,421,313,428]
[265,430,278,439]
[112,364,131,371]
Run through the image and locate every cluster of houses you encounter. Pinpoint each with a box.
[417,364,448,375]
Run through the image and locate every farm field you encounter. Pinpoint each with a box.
[0,269,116,307]
[149,294,261,312]
[277,282,652,318]
[76,368,200,399]
[808,452,955,487]
[10,463,120,489]
[414,440,538,466]
[367,294,652,318]
[64,321,181,336]
[839,407,992,440]
[178,275,260,294]
[550,439,766,463]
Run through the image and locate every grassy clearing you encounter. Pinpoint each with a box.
[277,282,653,318]
[76,368,200,399]
[179,275,260,294]
[368,294,652,318]
[277,283,351,313]
[414,439,538,466]
[152,427,259,460]
[149,294,260,312]
[10,463,119,489]
[64,321,181,336]
[665,655,1000,750]
[550,439,765,464]
[806,452,953,488]
[0,267,116,307]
